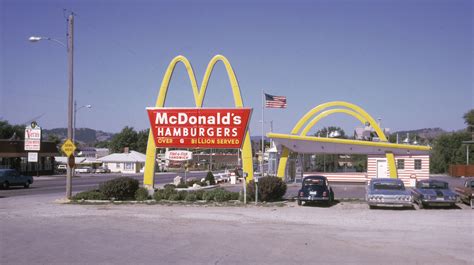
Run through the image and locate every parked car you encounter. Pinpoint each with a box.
[0,169,33,189]
[455,178,474,208]
[56,164,67,174]
[411,179,457,208]
[297,175,334,206]
[74,166,93,174]
[366,178,413,209]
[94,167,111,174]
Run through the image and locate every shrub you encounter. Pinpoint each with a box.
[176,183,188,189]
[153,189,164,201]
[177,190,188,200]
[185,193,197,202]
[205,171,216,185]
[199,181,208,187]
[230,192,240,201]
[168,193,181,201]
[99,177,139,200]
[163,184,176,189]
[247,176,287,202]
[213,188,232,202]
[202,190,215,201]
[162,186,177,200]
[186,179,199,187]
[72,190,107,201]
[194,189,205,200]
[135,187,149,201]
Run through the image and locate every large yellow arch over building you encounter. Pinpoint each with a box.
[271,101,430,179]
[143,55,254,188]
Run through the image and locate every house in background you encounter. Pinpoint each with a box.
[98,148,146,173]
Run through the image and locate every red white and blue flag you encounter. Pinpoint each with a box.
[265,93,287,108]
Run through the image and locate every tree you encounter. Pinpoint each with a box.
[109,126,139,153]
[314,126,346,138]
[463,109,474,127]
[430,131,472,173]
[136,129,149,153]
[0,120,25,139]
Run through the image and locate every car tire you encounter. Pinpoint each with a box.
[297,200,302,206]
[369,205,375,209]
[2,181,9,189]
[24,181,30,188]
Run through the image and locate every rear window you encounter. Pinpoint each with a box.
[304,178,324,186]
[373,182,404,190]
[419,182,448,189]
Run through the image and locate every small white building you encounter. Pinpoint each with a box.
[99,150,146,174]
[368,154,430,187]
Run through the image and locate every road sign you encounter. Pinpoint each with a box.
[24,124,41,151]
[61,139,76,157]
[68,155,76,168]
[28,152,38,162]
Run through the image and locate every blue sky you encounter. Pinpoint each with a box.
[1,0,472,136]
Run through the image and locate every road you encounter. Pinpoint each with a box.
[0,171,209,198]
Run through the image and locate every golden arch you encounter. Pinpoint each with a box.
[277,101,398,179]
[143,55,254,188]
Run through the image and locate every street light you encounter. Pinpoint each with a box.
[29,13,75,199]
[74,101,92,144]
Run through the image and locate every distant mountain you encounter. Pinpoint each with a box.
[43,128,115,145]
[391,128,446,140]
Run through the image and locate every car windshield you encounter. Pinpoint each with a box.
[304,178,324,187]
[419,182,448,189]
[373,182,404,190]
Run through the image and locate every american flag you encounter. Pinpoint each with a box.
[265,93,287,108]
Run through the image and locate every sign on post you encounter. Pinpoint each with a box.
[28,152,38,163]
[61,139,77,157]
[165,150,193,161]
[24,122,41,151]
[147,108,252,149]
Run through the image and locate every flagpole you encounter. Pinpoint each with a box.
[261,89,265,177]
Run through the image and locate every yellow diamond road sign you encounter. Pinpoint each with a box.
[61,139,76,157]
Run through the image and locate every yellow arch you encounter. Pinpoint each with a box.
[277,101,397,179]
[144,55,254,188]
[300,109,368,136]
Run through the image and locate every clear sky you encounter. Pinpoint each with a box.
[1,0,472,136]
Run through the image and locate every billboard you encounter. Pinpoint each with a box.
[147,108,252,149]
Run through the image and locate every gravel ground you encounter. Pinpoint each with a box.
[1,194,473,265]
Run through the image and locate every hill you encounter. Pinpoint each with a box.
[43,128,115,145]
[390,128,447,140]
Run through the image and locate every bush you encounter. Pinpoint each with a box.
[199,181,208,187]
[186,179,199,187]
[213,188,232,202]
[72,190,107,200]
[194,190,205,200]
[162,186,177,200]
[153,189,165,201]
[135,187,149,201]
[168,193,181,201]
[185,193,197,202]
[177,190,188,200]
[247,176,287,202]
[202,190,215,201]
[176,183,188,189]
[99,177,139,200]
[163,184,176,189]
[205,171,216,185]
[230,191,240,201]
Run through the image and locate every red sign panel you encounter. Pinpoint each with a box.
[147,108,252,148]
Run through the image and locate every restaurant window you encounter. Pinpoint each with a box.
[414,159,422,170]
[396,159,405,170]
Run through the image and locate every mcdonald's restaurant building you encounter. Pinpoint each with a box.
[0,140,59,175]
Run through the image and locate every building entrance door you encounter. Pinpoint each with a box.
[376,160,387,178]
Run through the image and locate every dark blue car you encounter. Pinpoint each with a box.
[297,175,334,206]
[412,179,457,208]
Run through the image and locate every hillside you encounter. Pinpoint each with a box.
[390,128,447,140]
[43,128,115,145]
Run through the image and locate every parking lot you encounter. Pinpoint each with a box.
[1,191,473,265]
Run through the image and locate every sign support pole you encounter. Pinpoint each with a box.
[66,13,74,199]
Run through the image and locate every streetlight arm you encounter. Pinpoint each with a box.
[29,36,66,48]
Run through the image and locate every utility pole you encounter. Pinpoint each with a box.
[66,13,74,199]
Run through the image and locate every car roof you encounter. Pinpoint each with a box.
[303,175,327,180]
[417,179,448,185]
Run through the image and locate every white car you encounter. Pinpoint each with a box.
[74,166,93,174]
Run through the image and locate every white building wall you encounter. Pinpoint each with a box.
[368,155,430,187]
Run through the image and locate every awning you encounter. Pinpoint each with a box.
[267,133,430,155]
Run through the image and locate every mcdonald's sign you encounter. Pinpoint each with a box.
[143,55,255,188]
[147,107,252,148]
